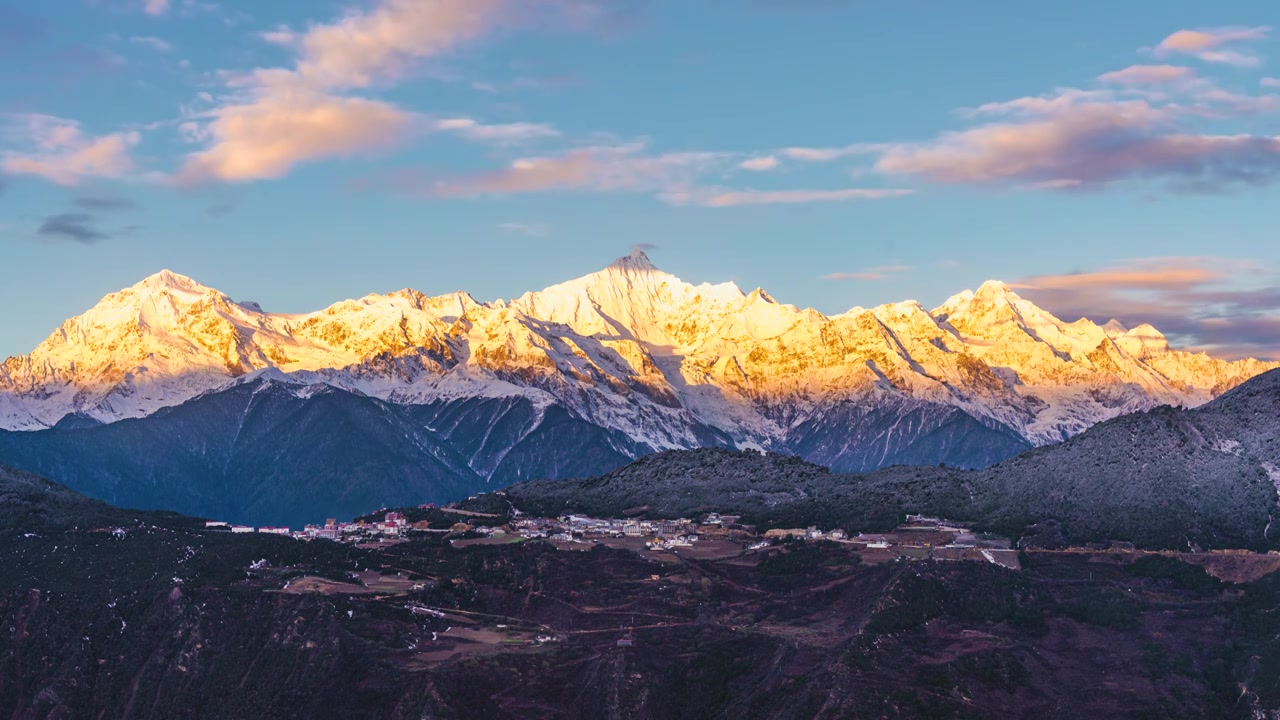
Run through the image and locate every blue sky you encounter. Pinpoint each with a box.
[2,0,1279,359]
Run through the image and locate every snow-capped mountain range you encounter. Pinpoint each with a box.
[2,250,1275,464]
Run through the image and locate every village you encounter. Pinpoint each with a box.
[202,500,1024,570]
[208,502,1280,670]
[212,504,1025,664]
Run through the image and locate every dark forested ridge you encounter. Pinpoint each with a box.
[502,369,1280,551]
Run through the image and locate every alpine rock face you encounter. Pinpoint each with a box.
[1,251,1275,478]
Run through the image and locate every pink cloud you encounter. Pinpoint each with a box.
[1014,259,1236,292]
[964,88,1119,117]
[390,146,891,205]
[738,155,779,171]
[780,144,886,162]
[144,0,169,16]
[1098,64,1195,86]
[1188,87,1280,116]
[178,0,552,183]
[1014,257,1280,359]
[876,90,1280,190]
[288,0,507,91]
[419,144,725,197]
[176,94,412,184]
[1263,78,1280,88]
[1153,26,1270,67]
[1,114,140,186]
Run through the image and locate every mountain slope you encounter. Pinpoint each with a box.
[963,366,1280,549]
[0,376,687,527]
[0,464,178,531]
[0,378,485,527]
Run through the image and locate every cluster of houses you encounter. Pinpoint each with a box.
[203,512,410,542]
[762,527,849,542]
[204,508,906,550]
[202,505,1015,571]
[502,512,744,545]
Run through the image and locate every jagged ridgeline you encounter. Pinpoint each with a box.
[499,368,1280,551]
[1,252,1275,526]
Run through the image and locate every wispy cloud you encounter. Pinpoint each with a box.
[780,144,886,162]
[36,213,110,243]
[779,25,1280,197]
[144,0,170,16]
[1015,256,1280,359]
[664,187,912,207]
[823,265,912,281]
[435,118,559,143]
[738,155,779,171]
[875,89,1280,191]
[130,35,174,52]
[206,198,236,217]
[1,114,140,186]
[498,222,547,236]
[1263,77,1280,88]
[408,143,726,198]
[377,138,909,205]
[1152,26,1271,67]
[1098,64,1195,86]
[1013,260,1228,291]
[72,194,137,211]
